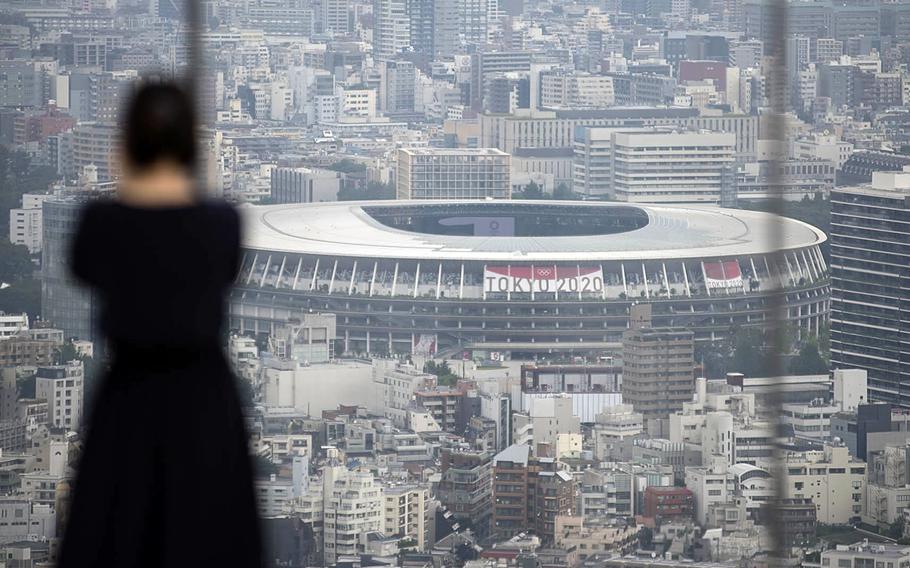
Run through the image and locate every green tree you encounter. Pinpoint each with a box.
[789,339,828,375]
[514,181,546,200]
[0,241,35,282]
[553,183,577,200]
[730,327,772,377]
[326,158,367,173]
[236,377,257,407]
[423,360,459,386]
[337,180,395,201]
[253,455,279,478]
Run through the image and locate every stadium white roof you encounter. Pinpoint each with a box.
[240,200,826,262]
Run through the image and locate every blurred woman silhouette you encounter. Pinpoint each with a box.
[58,83,263,567]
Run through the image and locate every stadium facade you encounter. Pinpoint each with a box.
[230,200,829,357]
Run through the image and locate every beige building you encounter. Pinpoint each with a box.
[554,516,638,563]
[396,148,511,200]
[382,484,430,550]
[821,542,910,568]
[621,326,695,423]
[781,443,866,525]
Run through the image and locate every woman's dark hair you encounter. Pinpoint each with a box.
[122,82,197,171]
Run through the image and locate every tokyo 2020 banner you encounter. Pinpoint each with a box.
[483,266,604,295]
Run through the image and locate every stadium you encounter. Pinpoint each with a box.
[229,200,830,358]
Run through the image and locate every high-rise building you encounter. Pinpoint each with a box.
[381,484,430,550]
[490,444,576,544]
[396,148,511,200]
[41,198,100,344]
[621,324,695,423]
[381,59,416,113]
[35,361,84,430]
[322,453,383,564]
[830,168,910,407]
[436,449,493,536]
[573,128,735,203]
[373,0,410,61]
[322,0,350,35]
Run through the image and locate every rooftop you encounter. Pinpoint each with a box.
[240,200,826,262]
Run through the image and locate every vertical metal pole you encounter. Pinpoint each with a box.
[765,0,789,561]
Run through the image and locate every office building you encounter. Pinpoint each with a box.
[321,452,384,564]
[381,60,416,113]
[830,169,910,407]
[372,0,410,61]
[574,128,735,203]
[35,360,84,430]
[436,449,493,536]
[396,148,510,200]
[781,443,866,524]
[381,484,430,550]
[490,444,576,545]
[822,542,910,568]
[322,0,350,35]
[621,326,695,423]
[41,198,99,344]
[8,194,50,254]
[270,167,340,204]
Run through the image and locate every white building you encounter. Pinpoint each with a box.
[337,87,377,120]
[322,452,384,564]
[791,134,853,168]
[685,456,734,526]
[781,443,866,524]
[8,194,50,254]
[609,130,736,203]
[381,484,430,550]
[511,394,581,456]
[781,399,838,439]
[833,368,868,412]
[261,358,373,416]
[0,313,28,339]
[0,497,56,545]
[592,404,644,460]
[372,360,436,428]
[822,542,910,568]
[396,148,511,200]
[573,127,736,202]
[35,361,84,430]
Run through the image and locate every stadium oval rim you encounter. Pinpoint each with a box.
[239,199,827,262]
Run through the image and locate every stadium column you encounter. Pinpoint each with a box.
[413,263,421,299]
[246,253,259,285]
[783,253,795,284]
[371,262,379,297]
[309,258,320,291]
[620,263,628,296]
[276,255,287,288]
[681,262,691,297]
[328,260,338,294]
[236,252,247,284]
[291,257,302,290]
[391,262,399,296]
[641,263,650,299]
[699,261,711,297]
[348,260,358,295]
[259,255,272,288]
[436,264,443,300]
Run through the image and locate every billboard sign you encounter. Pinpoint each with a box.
[703,260,743,289]
[483,266,604,295]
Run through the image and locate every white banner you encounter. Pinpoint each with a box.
[483,266,604,295]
